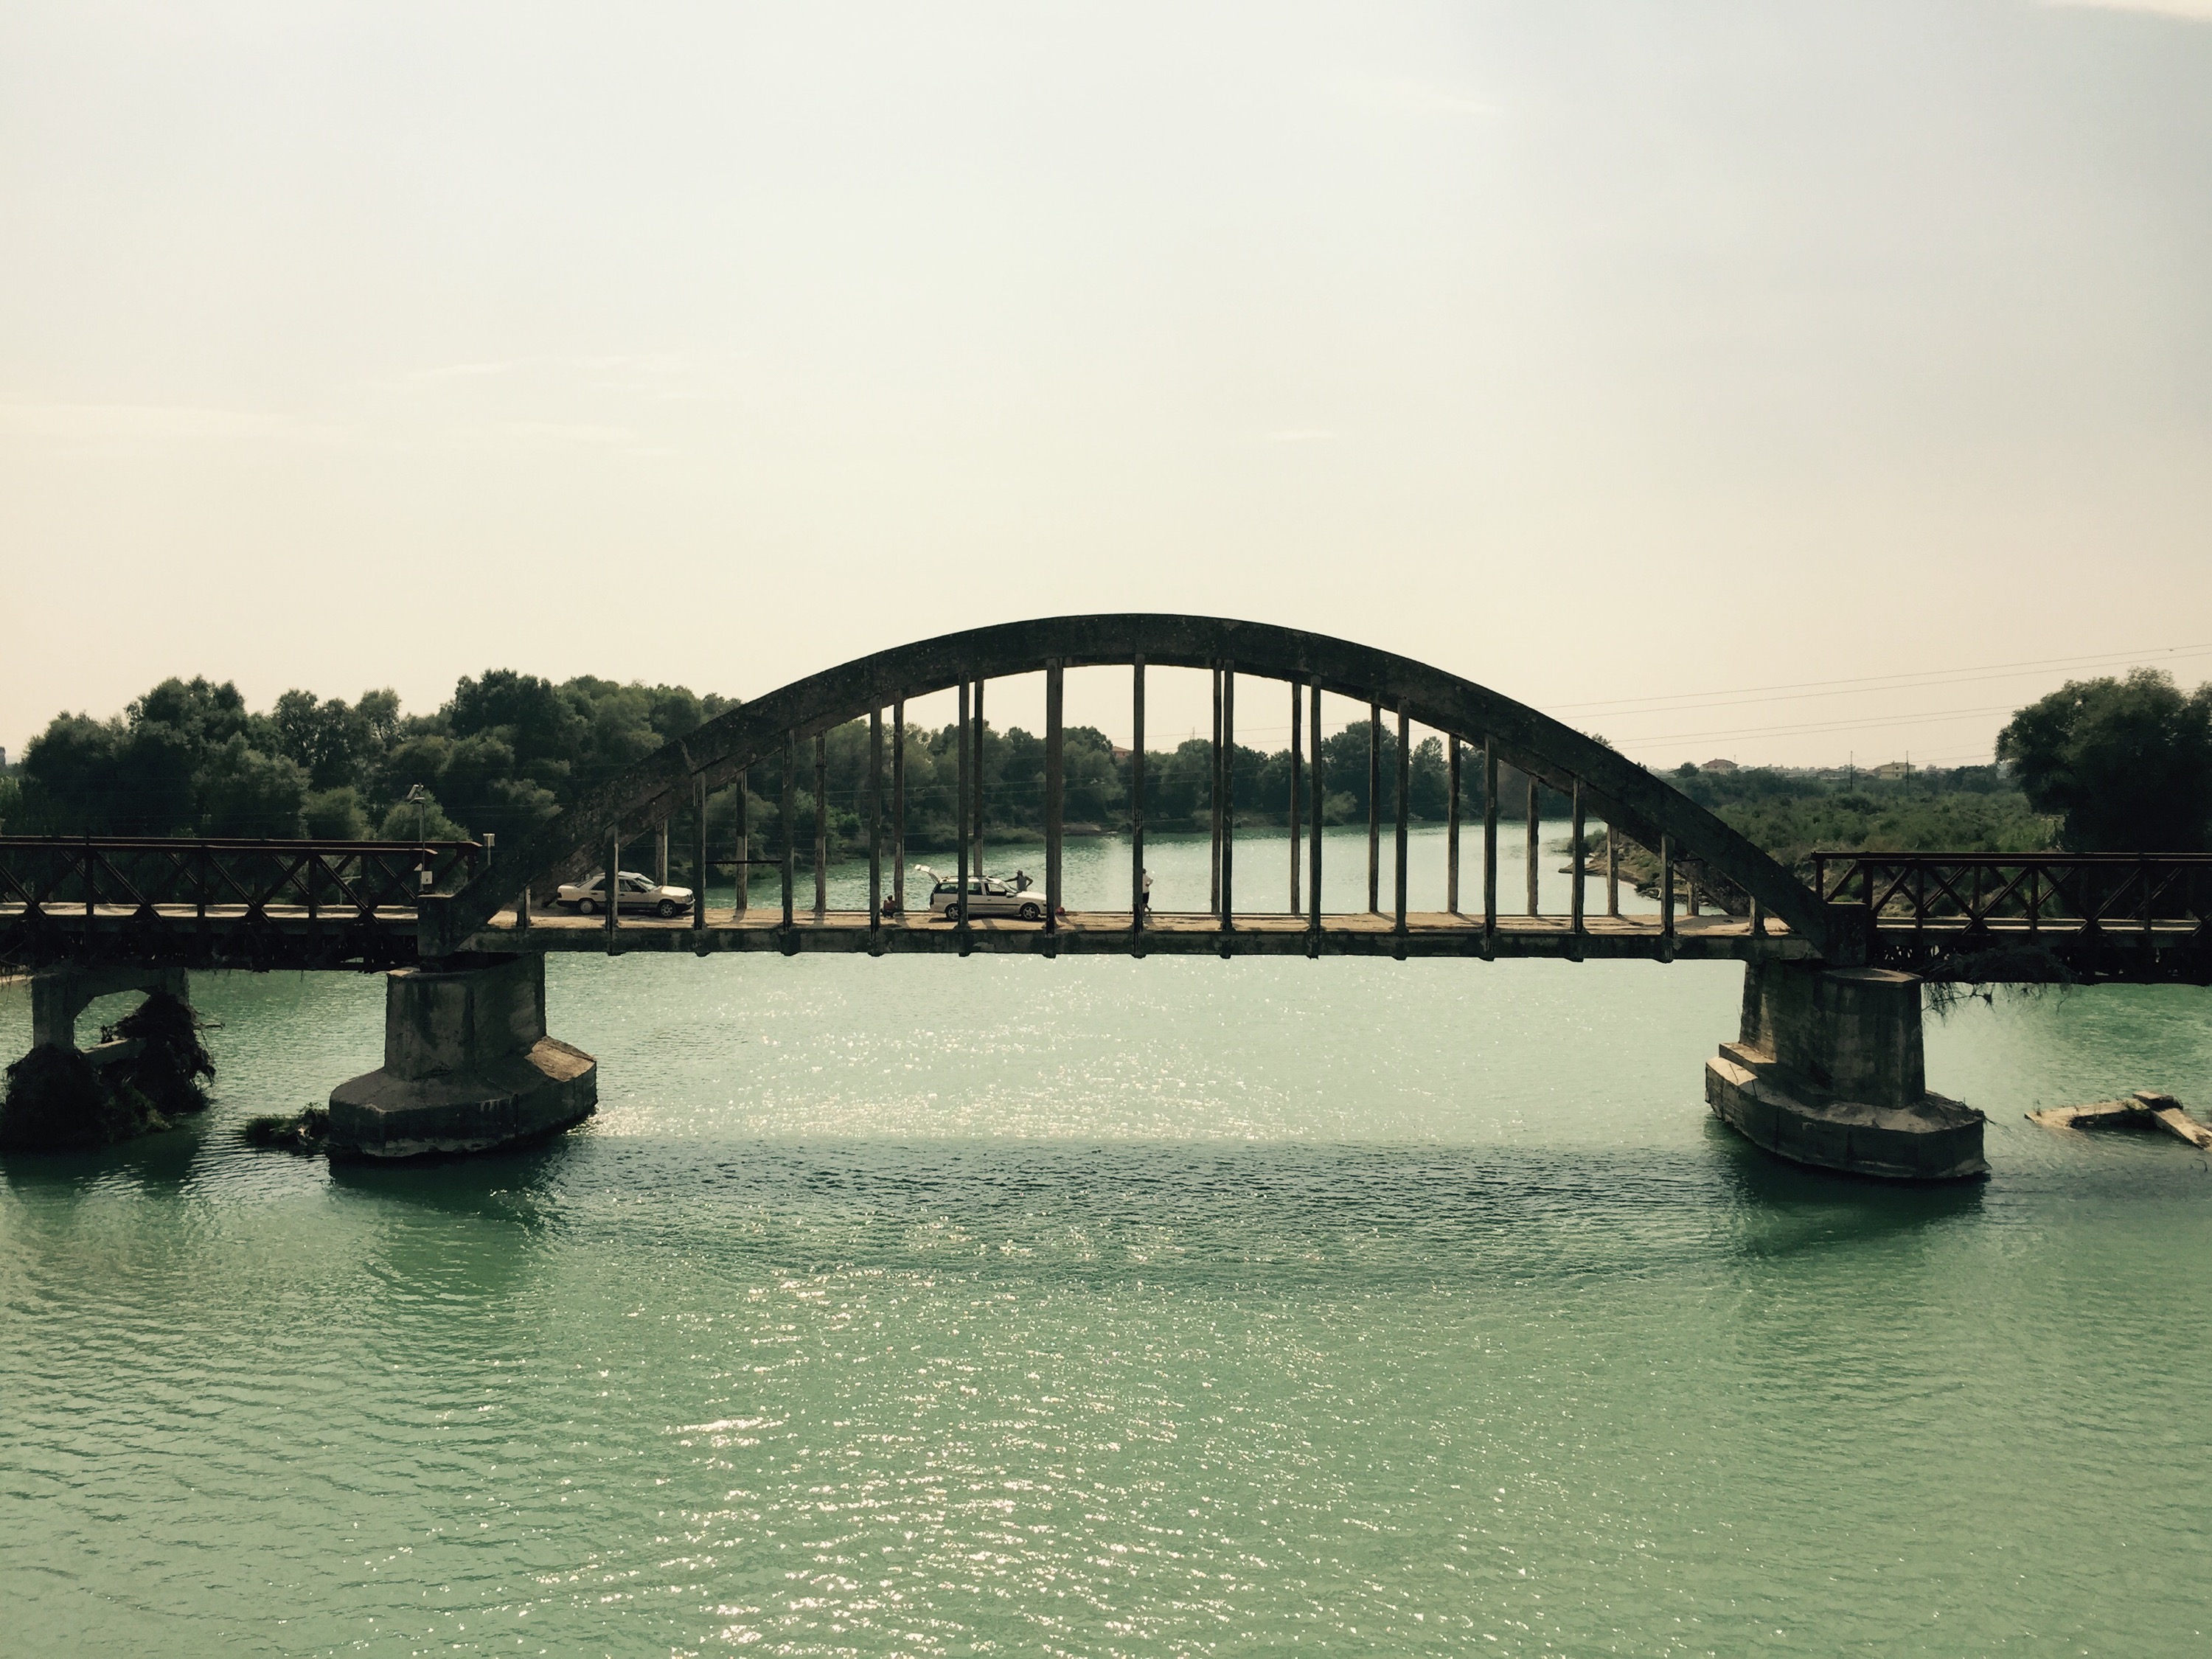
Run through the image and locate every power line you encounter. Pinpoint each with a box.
[1555,640,2212,717]
[1588,646,2212,728]
[1613,702,2025,748]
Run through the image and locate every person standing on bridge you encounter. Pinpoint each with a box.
[1141,868,1152,914]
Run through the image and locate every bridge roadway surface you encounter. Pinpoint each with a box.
[10,900,2203,970]
[489,909,2202,962]
[493,906,1813,958]
[1,898,1807,959]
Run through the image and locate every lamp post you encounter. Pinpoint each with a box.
[406,784,431,892]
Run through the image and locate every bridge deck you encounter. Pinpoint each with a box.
[0,899,1796,959]
[488,907,1808,959]
[4,902,2199,971]
[488,909,2202,963]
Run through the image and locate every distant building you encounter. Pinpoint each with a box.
[1700,757,1738,773]
[1871,760,1911,780]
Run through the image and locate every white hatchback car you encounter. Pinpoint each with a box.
[556,870,694,919]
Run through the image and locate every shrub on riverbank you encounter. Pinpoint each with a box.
[243,1105,330,1154]
[0,1045,151,1149]
[1590,773,2050,910]
[1708,789,2048,878]
[106,992,216,1120]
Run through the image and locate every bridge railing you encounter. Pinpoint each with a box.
[0,837,484,923]
[1811,851,2212,939]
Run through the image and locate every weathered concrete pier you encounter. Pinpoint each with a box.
[1705,961,1987,1180]
[327,953,597,1161]
[0,963,207,1150]
[28,963,189,1062]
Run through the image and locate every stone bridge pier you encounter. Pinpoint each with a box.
[327,953,597,1161]
[29,964,190,1056]
[1706,960,1987,1180]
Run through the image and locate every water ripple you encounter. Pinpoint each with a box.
[3,956,2209,1653]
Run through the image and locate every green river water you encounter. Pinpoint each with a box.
[4,827,2209,1656]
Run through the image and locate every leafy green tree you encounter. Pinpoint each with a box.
[374,731,455,809]
[10,669,740,844]
[198,735,308,836]
[1997,670,2212,852]
[449,669,583,774]
[130,677,253,749]
[552,676,716,796]
[14,714,197,835]
[358,689,401,752]
[1409,735,1450,818]
[302,787,371,839]
[1062,728,1124,825]
[271,689,384,792]
[1152,737,1214,823]
[378,790,467,843]
[115,721,202,833]
[16,714,124,834]
[1318,723,1381,817]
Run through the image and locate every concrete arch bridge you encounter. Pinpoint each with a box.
[7,617,2207,1180]
[439,613,1841,964]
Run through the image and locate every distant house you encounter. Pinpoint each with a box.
[1110,745,1133,763]
[1700,757,1738,773]
[1871,760,1911,780]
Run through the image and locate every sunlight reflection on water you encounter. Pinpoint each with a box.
[2,842,2209,1655]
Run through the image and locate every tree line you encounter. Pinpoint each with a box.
[2,664,2205,871]
[1642,667,2212,877]
[0,670,1571,876]
[0,672,732,849]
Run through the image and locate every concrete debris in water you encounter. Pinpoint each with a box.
[2027,1091,2212,1151]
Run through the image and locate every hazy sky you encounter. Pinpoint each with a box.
[4,0,2208,767]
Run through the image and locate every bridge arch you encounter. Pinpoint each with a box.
[422,616,1837,956]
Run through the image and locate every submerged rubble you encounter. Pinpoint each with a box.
[2027,1091,2211,1150]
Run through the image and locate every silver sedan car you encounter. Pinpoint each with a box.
[556,870,694,919]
